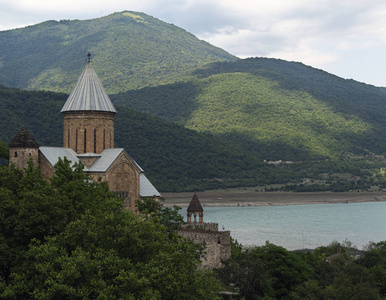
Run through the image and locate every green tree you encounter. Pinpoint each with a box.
[0,160,221,299]
[216,242,312,299]
[136,196,184,231]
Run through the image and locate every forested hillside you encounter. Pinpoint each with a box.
[0,85,291,191]
[2,12,386,192]
[112,58,386,161]
[0,11,236,93]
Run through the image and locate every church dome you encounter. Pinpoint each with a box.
[61,53,116,113]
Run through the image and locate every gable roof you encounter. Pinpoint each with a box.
[187,192,204,212]
[39,146,160,197]
[9,127,39,148]
[39,146,80,167]
[140,173,161,197]
[88,148,124,172]
[61,61,117,113]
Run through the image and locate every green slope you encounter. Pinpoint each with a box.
[0,11,236,93]
[112,58,386,161]
[0,85,289,191]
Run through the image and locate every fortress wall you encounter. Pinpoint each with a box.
[179,228,231,269]
[182,222,218,231]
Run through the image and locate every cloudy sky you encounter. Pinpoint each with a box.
[1,0,386,86]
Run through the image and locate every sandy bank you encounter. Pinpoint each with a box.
[161,191,386,208]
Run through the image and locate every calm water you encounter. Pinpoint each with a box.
[185,202,386,250]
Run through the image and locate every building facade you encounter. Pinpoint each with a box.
[9,54,160,211]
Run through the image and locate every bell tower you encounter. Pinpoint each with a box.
[61,53,117,154]
[187,192,204,224]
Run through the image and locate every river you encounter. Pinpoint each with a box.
[186,202,386,250]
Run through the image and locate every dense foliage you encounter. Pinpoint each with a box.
[0,85,292,192]
[0,160,221,299]
[2,12,386,192]
[0,139,8,160]
[0,11,235,93]
[113,58,386,162]
[216,240,386,299]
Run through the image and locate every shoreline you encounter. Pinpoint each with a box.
[161,191,386,207]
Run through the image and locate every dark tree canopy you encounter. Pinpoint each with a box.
[0,159,221,299]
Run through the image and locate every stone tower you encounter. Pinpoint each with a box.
[61,53,116,154]
[9,127,39,168]
[179,193,231,269]
[187,192,204,224]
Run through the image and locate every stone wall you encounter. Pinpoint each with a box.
[38,153,55,179]
[179,227,231,269]
[89,152,140,212]
[9,147,39,169]
[63,111,115,154]
[182,222,218,231]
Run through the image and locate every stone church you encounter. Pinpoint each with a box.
[9,54,160,211]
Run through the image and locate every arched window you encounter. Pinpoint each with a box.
[67,129,70,147]
[15,151,17,157]
[76,129,78,152]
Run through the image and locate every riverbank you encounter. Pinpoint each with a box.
[161,190,386,207]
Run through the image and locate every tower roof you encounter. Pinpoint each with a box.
[61,55,117,113]
[9,127,39,148]
[187,192,204,212]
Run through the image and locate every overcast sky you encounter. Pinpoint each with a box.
[1,0,386,87]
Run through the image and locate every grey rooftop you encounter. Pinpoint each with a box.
[61,62,117,113]
[39,146,159,197]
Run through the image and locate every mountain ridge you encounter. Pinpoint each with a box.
[0,11,236,93]
[112,57,386,161]
[1,12,386,192]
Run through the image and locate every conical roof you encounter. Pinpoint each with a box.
[61,59,116,113]
[187,192,204,212]
[9,127,39,148]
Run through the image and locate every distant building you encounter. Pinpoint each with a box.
[9,53,160,211]
[179,193,231,269]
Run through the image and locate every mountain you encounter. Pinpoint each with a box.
[112,58,386,161]
[0,85,291,191]
[1,12,386,192]
[0,11,236,94]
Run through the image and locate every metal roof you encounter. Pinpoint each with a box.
[39,146,160,197]
[140,173,161,197]
[87,148,124,172]
[61,62,117,113]
[39,147,82,169]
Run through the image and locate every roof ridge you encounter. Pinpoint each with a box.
[187,192,204,212]
[61,60,117,113]
[9,127,39,148]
